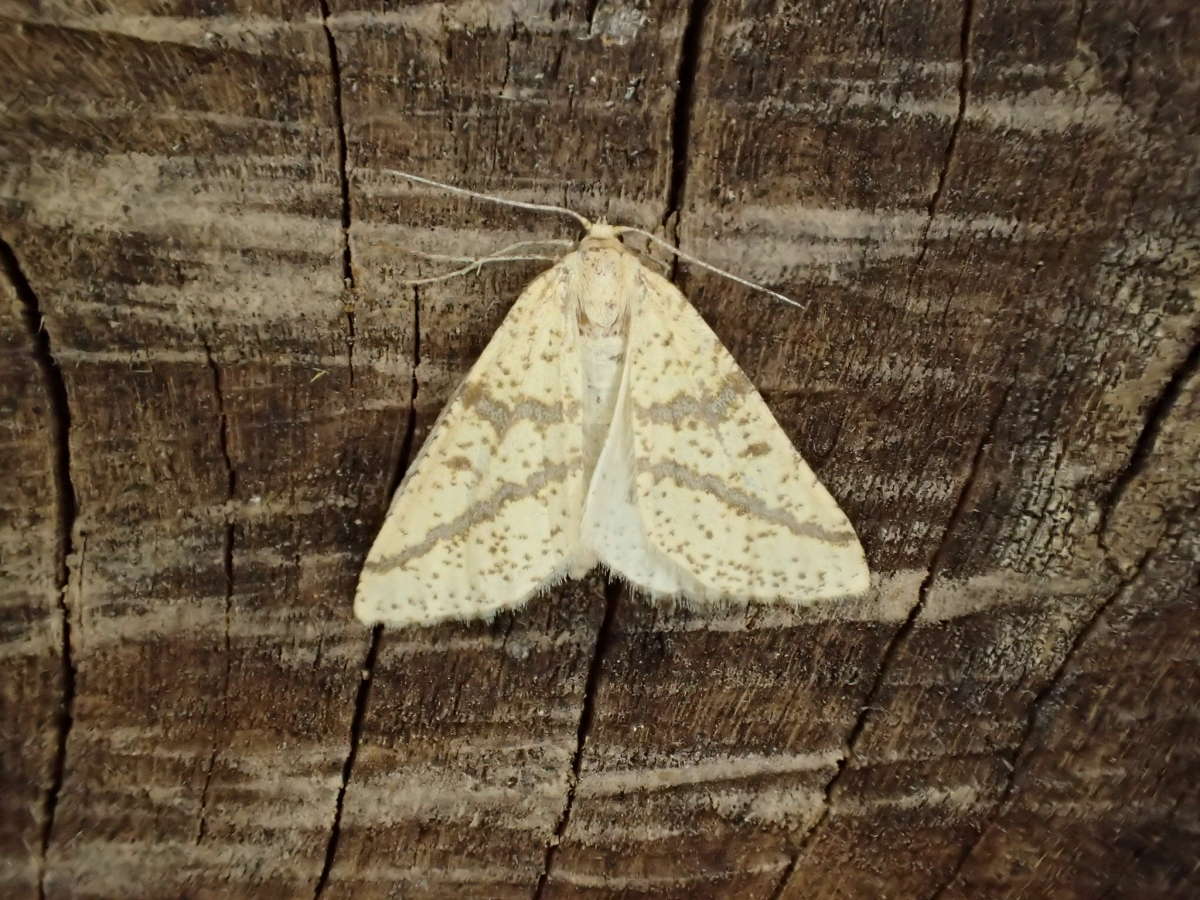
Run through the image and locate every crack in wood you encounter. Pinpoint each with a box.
[764,852,796,900]
[307,10,387,893]
[312,286,422,895]
[196,343,237,844]
[1,237,78,900]
[1098,338,1200,552]
[391,287,422,499]
[531,581,621,899]
[664,0,708,228]
[318,0,357,387]
[924,549,1153,900]
[911,0,975,275]
[501,20,515,92]
[313,625,382,898]
[584,0,603,35]
[344,309,357,387]
[1116,9,1146,100]
[929,342,1199,897]
[1073,0,1090,45]
[771,379,1010,898]
[194,742,221,845]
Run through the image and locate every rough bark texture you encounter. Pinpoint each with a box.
[1,1,1197,898]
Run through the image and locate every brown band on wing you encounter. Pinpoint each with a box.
[639,460,857,545]
[458,381,578,436]
[363,462,572,573]
[631,372,754,427]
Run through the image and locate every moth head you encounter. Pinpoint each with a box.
[578,221,627,259]
[574,221,633,334]
[587,221,621,242]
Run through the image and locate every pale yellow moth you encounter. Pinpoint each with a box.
[356,183,869,627]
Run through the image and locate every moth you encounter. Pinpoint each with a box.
[356,221,869,627]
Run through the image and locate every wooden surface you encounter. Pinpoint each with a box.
[1,0,1197,897]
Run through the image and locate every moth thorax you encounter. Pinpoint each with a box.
[576,245,630,335]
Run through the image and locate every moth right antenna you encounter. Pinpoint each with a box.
[616,226,807,311]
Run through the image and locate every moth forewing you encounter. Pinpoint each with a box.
[354,269,587,626]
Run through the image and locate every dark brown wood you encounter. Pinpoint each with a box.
[1,0,1196,898]
[1,243,67,898]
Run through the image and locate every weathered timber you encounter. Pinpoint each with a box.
[0,0,1196,898]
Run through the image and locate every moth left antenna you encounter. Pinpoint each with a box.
[384,169,593,231]
[397,239,574,286]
